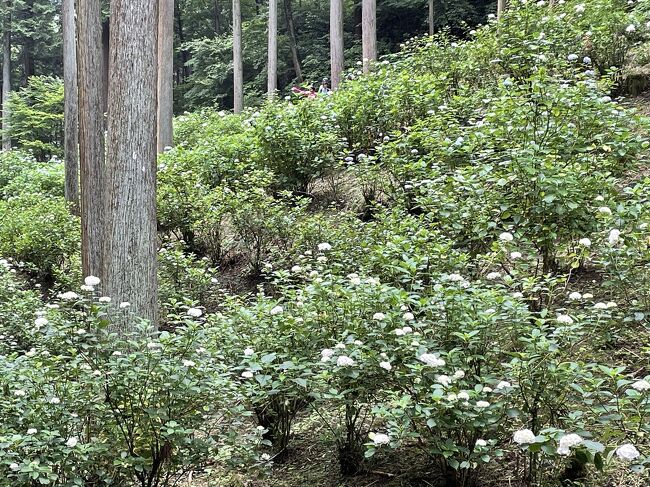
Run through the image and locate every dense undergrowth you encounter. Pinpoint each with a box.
[2,1,650,486]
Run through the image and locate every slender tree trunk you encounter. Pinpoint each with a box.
[497,0,506,19]
[20,0,34,86]
[101,20,109,119]
[63,0,79,211]
[77,0,106,279]
[2,1,11,151]
[428,0,434,35]
[361,0,376,73]
[175,3,190,82]
[283,0,302,82]
[104,0,159,329]
[267,0,277,97]
[157,0,174,152]
[232,0,243,113]
[213,0,221,34]
[330,0,343,89]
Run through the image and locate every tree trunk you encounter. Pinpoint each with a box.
[20,0,33,86]
[213,0,221,35]
[77,0,106,279]
[175,3,190,83]
[497,0,506,19]
[232,0,243,113]
[283,0,302,83]
[104,0,159,329]
[157,0,174,152]
[329,0,343,89]
[2,1,11,151]
[102,19,110,119]
[361,0,376,73]
[267,0,277,98]
[63,0,79,211]
[428,0,434,35]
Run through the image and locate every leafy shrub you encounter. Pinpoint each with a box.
[5,76,64,161]
[0,195,79,286]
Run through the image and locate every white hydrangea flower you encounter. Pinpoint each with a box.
[634,312,645,321]
[606,301,617,309]
[270,305,283,315]
[50,397,61,405]
[394,328,405,336]
[98,296,111,303]
[241,371,254,378]
[14,390,26,397]
[598,207,612,215]
[317,242,332,251]
[583,293,593,299]
[335,343,346,349]
[437,375,452,387]
[80,285,94,292]
[186,307,202,317]
[513,429,536,444]
[608,229,621,245]
[182,360,196,367]
[615,443,640,461]
[244,347,254,356]
[567,54,578,61]
[9,463,19,471]
[594,302,608,310]
[403,312,414,321]
[418,353,445,367]
[512,292,524,299]
[499,232,514,242]
[27,428,37,435]
[66,437,78,448]
[34,318,48,328]
[476,400,490,408]
[84,276,100,286]
[448,273,465,282]
[557,314,573,324]
[320,348,335,361]
[510,251,522,259]
[457,391,470,401]
[59,291,80,300]
[119,302,130,309]
[569,292,582,301]
[379,361,392,371]
[453,370,465,380]
[575,3,585,13]
[557,433,583,455]
[631,379,650,391]
[496,381,511,390]
[486,272,501,280]
[626,24,636,33]
[402,326,413,334]
[476,439,488,447]
[578,238,591,247]
[337,355,355,367]
[291,265,302,273]
[370,432,390,445]
[373,312,386,321]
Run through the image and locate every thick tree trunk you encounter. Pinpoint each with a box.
[77,0,106,279]
[267,0,277,98]
[361,0,376,73]
[497,0,506,19]
[283,0,302,82]
[2,1,11,151]
[213,0,222,35]
[157,0,174,152]
[175,3,190,83]
[428,0,434,35]
[329,0,343,89]
[232,0,243,113]
[63,0,79,211]
[104,0,159,329]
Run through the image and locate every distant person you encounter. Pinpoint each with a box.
[291,84,318,99]
[318,78,332,95]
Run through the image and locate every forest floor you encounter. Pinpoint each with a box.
[183,92,650,487]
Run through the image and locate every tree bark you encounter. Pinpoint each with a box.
[428,0,434,35]
[283,0,302,82]
[102,19,110,119]
[175,3,190,83]
[361,0,376,73]
[2,1,11,151]
[232,0,243,113]
[77,0,106,279]
[497,0,506,19]
[329,0,343,89]
[267,0,277,98]
[213,0,221,35]
[63,0,79,211]
[20,0,33,86]
[104,0,159,329]
[157,0,174,152]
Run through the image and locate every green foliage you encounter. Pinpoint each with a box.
[5,76,64,161]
